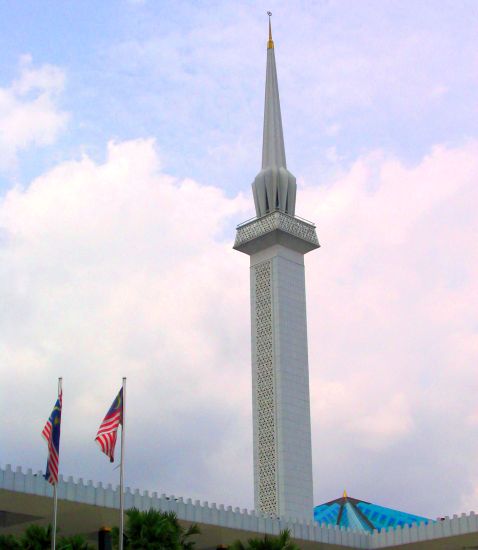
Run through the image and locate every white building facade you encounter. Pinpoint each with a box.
[234,20,319,522]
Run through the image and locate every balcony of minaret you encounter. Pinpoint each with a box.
[233,210,319,256]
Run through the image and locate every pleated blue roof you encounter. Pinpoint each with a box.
[314,493,432,533]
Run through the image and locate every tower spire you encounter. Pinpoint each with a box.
[251,13,297,217]
[267,11,274,49]
[262,11,286,169]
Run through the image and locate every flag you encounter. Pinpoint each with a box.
[41,392,62,485]
[95,387,123,462]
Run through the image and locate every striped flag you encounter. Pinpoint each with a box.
[95,388,123,462]
[41,392,62,485]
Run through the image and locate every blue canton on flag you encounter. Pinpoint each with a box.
[41,392,62,485]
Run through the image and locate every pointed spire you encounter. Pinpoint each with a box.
[262,12,286,170]
[267,11,274,49]
[251,14,296,218]
[343,489,348,499]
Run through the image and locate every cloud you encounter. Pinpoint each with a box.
[302,140,478,515]
[0,138,253,505]
[1,138,477,518]
[0,56,68,173]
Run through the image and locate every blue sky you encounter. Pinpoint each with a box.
[1,0,478,521]
[2,1,477,193]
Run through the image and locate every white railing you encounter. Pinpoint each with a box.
[236,211,316,230]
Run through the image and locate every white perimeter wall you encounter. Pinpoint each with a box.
[2,465,478,548]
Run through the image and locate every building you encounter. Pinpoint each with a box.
[1,18,477,550]
[233,14,318,522]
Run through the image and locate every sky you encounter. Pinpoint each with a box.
[1,0,477,522]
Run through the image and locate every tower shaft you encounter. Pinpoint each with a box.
[251,245,313,520]
[235,212,318,520]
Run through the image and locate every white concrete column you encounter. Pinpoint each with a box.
[250,244,314,520]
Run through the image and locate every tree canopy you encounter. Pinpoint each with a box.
[112,508,200,550]
[230,529,301,550]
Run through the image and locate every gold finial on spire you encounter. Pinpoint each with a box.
[267,11,274,49]
[343,489,347,498]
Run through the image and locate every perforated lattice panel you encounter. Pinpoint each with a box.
[234,211,319,248]
[254,260,277,515]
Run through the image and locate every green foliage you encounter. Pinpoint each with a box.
[230,529,301,550]
[0,534,22,549]
[57,534,93,549]
[112,508,200,549]
[20,524,52,550]
[0,526,92,550]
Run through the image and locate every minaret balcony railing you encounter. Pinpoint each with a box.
[234,210,319,253]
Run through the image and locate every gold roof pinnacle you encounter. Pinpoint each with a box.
[267,11,274,49]
[343,489,348,498]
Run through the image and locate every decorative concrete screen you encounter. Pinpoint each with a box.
[253,259,277,516]
[234,211,319,251]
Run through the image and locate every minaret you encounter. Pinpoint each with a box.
[234,15,319,521]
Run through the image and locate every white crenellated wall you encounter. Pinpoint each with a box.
[1,464,478,549]
[0,464,368,547]
[369,510,478,548]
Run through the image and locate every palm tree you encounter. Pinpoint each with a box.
[112,508,200,549]
[230,529,301,550]
[20,524,52,550]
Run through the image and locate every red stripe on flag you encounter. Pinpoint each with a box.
[95,393,122,462]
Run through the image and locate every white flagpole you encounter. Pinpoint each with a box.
[119,377,126,550]
[52,376,62,550]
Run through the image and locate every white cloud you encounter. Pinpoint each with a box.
[0,56,68,172]
[1,138,477,517]
[347,393,414,450]
[0,138,253,505]
[303,140,478,514]
[314,382,414,450]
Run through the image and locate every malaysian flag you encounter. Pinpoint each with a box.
[95,388,123,462]
[41,392,62,485]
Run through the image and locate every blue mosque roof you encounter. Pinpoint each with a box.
[314,492,432,533]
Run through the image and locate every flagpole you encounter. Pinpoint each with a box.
[119,377,126,550]
[52,377,62,550]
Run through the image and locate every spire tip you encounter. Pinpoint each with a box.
[267,11,274,49]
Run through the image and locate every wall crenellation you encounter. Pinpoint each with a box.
[1,464,477,549]
[0,464,370,547]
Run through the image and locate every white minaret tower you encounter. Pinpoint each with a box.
[234,15,319,521]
